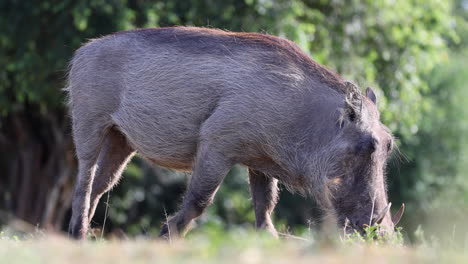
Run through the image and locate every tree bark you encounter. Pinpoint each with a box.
[0,108,76,231]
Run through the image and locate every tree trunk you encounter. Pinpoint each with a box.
[0,108,76,231]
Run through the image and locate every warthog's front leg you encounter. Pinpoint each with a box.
[159,143,233,239]
[248,169,279,237]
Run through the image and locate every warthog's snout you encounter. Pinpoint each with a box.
[345,203,405,236]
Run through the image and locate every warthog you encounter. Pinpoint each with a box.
[66,27,404,239]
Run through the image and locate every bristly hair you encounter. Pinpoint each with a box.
[343,81,364,120]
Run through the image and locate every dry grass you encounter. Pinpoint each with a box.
[1,230,467,264]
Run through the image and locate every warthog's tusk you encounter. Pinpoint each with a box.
[374,202,392,225]
[392,203,405,226]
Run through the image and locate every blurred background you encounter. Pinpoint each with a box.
[0,0,467,244]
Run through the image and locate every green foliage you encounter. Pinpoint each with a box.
[0,231,17,241]
[404,51,468,207]
[342,226,404,246]
[0,0,117,115]
[388,1,468,240]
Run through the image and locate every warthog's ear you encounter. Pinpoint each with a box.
[366,87,377,104]
[346,103,358,122]
[344,94,362,123]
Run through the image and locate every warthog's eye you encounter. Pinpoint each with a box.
[356,135,376,154]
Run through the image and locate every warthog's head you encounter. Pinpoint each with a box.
[313,83,404,235]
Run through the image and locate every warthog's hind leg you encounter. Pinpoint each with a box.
[87,128,135,223]
[69,120,108,239]
[248,169,279,237]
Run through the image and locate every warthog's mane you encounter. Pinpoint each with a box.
[110,27,355,91]
[77,26,365,106]
[128,27,365,111]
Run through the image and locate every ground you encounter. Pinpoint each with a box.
[1,229,467,264]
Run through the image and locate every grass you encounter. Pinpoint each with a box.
[1,226,468,264]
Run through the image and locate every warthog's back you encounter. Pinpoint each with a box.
[66,27,345,170]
